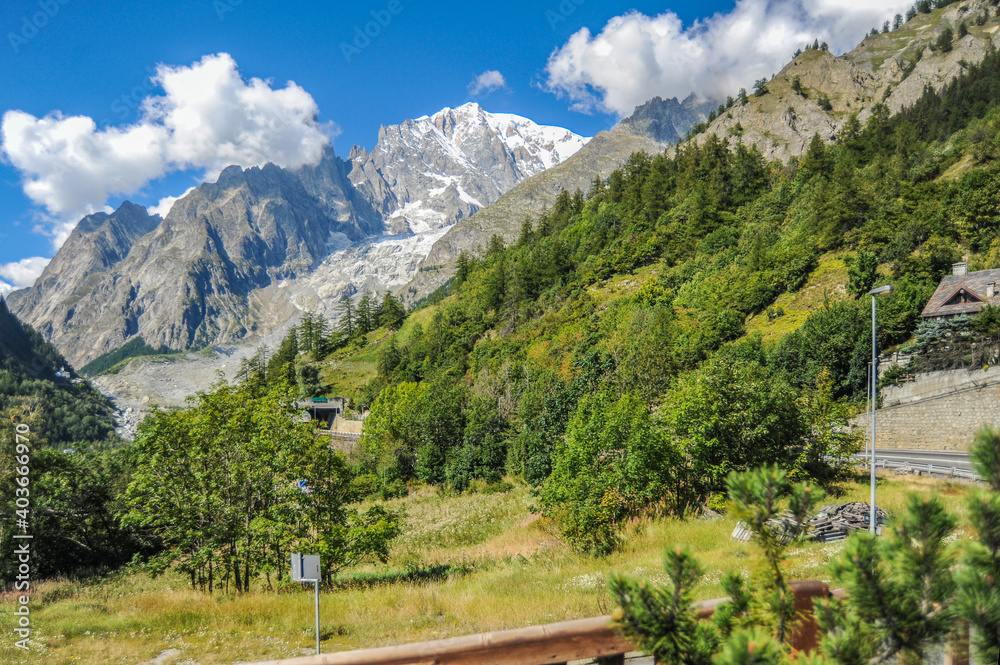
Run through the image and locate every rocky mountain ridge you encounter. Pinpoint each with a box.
[8,105,590,369]
[694,0,1000,161]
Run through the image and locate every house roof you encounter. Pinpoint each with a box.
[921,269,1000,318]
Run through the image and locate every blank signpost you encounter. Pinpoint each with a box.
[290,553,321,654]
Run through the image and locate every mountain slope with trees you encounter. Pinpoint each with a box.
[302,31,1000,551]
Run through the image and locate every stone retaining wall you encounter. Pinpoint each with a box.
[861,366,1000,450]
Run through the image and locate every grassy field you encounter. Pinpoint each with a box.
[0,472,978,665]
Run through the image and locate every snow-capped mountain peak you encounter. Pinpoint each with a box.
[348,102,590,234]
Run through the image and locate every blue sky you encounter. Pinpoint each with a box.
[0,0,911,293]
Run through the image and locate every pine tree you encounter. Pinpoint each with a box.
[299,311,315,354]
[455,252,472,287]
[356,293,374,335]
[312,313,327,356]
[517,217,534,246]
[936,26,955,53]
[824,493,956,664]
[338,297,355,340]
[893,13,904,29]
[957,427,1000,663]
[378,292,405,330]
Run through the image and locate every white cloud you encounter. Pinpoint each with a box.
[0,256,51,295]
[467,70,507,96]
[148,187,197,219]
[1,53,333,250]
[543,0,913,116]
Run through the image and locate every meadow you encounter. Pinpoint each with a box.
[0,471,975,665]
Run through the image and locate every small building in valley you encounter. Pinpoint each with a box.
[920,262,1000,320]
[297,397,348,428]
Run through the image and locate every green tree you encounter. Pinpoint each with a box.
[956,426,1000,662]
[823,493,956,664]
[664,357,806,491]
[936,26,954,53]
[359,381,426,480]
[356,293,375,335]
[541,391,684,554]
[846,249,879,298]
[612,467,821,662]
[338,297,355,339]
[122,376,397,592]
[378,292,406,330]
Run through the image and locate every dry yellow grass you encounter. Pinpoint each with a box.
[0,472,977,665]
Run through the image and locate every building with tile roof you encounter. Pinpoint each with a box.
[921,262,1000,319]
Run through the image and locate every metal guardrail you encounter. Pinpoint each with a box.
[857,457,983,482]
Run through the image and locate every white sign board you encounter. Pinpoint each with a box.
[290,553,321,582]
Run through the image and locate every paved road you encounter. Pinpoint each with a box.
[853,448,979,480]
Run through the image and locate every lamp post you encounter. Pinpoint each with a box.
[868,284,894,534]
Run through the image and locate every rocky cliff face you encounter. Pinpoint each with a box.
[10,107,589,367]
[9,153,376,366]
[619,94,717,145]
[697,0,999,161]
[7,202,159,337]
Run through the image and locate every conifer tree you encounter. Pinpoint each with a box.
[378,292,405,330]
[338,297,355,340]
[957,426,1000,663]
[936,26,955,53]
[517,217,534,246]
[358,293,374,335]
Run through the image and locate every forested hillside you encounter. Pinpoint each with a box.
[0,298,149,581]
[294,41,1000,551]
[0,297,115,446]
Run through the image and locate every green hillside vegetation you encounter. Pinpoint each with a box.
[0,472,972,665]
[289,42,1000,552]
[0,299,152,583]
[79,336,174,376]
[0,297,115,445]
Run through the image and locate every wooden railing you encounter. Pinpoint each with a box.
[247,581,842,665]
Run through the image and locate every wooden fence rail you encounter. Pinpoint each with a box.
[247,581,843,665]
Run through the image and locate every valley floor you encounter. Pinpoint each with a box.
[0,472,974,665]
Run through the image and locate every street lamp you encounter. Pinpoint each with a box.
[868,284,894,534]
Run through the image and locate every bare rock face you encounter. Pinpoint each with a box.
[6,202,160,333]
[698,0,1000,162]
[10,108,590,368]
[10,153,377,366]
[619,94,717,144]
